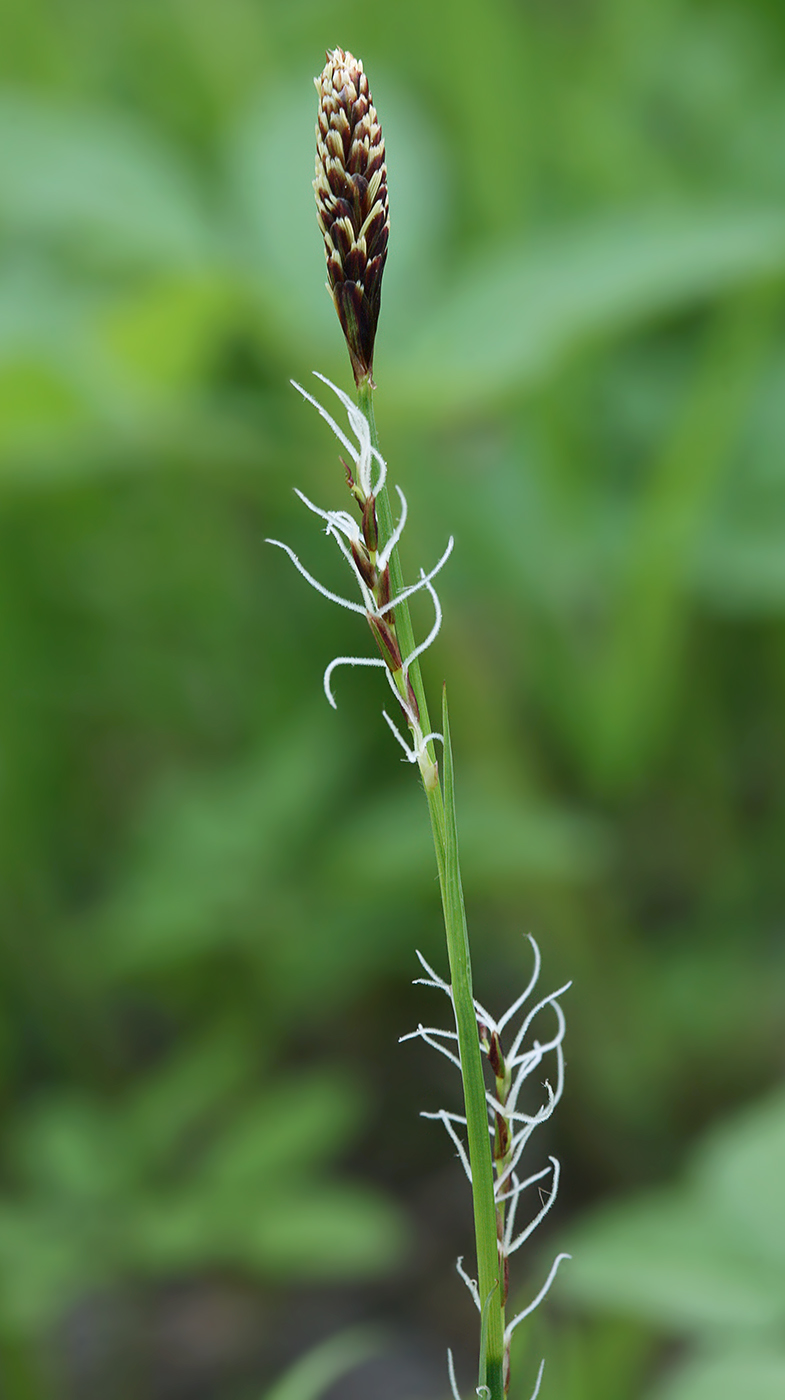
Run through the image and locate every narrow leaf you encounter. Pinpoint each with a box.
[261,1327,386,1400]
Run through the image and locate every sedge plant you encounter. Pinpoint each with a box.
[268,48,570,1400]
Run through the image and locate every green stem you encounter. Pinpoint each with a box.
[357,381,505,1398]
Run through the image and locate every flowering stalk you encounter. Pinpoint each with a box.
[268,48,569,1400]
[359,382,508,1398]
[313,53,507,1381]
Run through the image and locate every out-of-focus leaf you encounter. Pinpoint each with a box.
[325,786,609,893]
[648,1349,785,1400]
[97,274,236,393]
[449,795,610,889]
[696,532,785,612]
[563,1088,785,1344]
[693,1087,785,1270]
[131,1180,406,1281]
[0,261,86,359]
[581,289,775,788]
[563,1189,785,1331]
[386,208,785,412]
[0,359,90,456]
[241,1185,406,1278]
[96,709,349,972]
[361,78,450,341]
[195,1071,367,1188]
[224,82,333,358]
[0,92,213,267]
[0,266,242,461]
[10,1098,132,1202]
[0,1204,99,1330]
[0,262,101,453]
[0,1060,404,1330]
[260,1327,387,1400]
[695,352,785,612]
[124,1027,252,1168]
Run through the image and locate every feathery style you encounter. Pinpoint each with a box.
[314,48,389,386]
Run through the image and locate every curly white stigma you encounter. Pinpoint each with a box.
[402,936,571,1388]
[267,374,453,787]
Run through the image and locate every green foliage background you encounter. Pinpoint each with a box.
[1,1,784,1397]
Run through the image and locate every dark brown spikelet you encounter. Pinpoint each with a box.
[314,48,389,386]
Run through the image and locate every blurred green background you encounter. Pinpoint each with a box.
[2,1,785,1398]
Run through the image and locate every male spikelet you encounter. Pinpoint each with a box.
[314,48,389,386]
